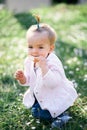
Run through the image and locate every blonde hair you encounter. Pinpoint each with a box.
[26,23,57,45]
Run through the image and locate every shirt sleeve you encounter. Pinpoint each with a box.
[42,60,66,89]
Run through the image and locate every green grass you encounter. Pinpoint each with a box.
[0,4,87,130]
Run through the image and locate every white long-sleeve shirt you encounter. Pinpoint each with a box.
[21,52,78,118]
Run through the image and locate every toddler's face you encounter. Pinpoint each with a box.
[27,31,54,60]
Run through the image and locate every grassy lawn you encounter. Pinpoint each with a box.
[0,4,87,130]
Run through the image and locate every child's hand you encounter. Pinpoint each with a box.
[14,70,26,84]
[29,55,49,75]
[38,56,47,67]
[37,56,49,76]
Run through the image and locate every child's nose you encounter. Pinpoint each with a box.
[32,48,38,55]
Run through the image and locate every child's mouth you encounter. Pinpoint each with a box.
[29,55,39,63]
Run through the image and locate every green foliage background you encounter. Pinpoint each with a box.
[0,4,87,130]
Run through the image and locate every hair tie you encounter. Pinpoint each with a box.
[34,15,40,30]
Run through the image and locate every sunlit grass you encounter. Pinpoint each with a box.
[0,3,87,130]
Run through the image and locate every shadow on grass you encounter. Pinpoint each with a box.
[56,40,87,98]
[0,75,14,85]
[56,40,87,60]
[0,75,28,103]
[14,12,36,30]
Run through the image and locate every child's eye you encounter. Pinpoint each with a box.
[28,46,33,49]
[39,46,43,49]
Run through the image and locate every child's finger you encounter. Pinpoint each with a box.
[14,70,24,79]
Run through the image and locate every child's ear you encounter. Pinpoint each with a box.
[50,44,55,52]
